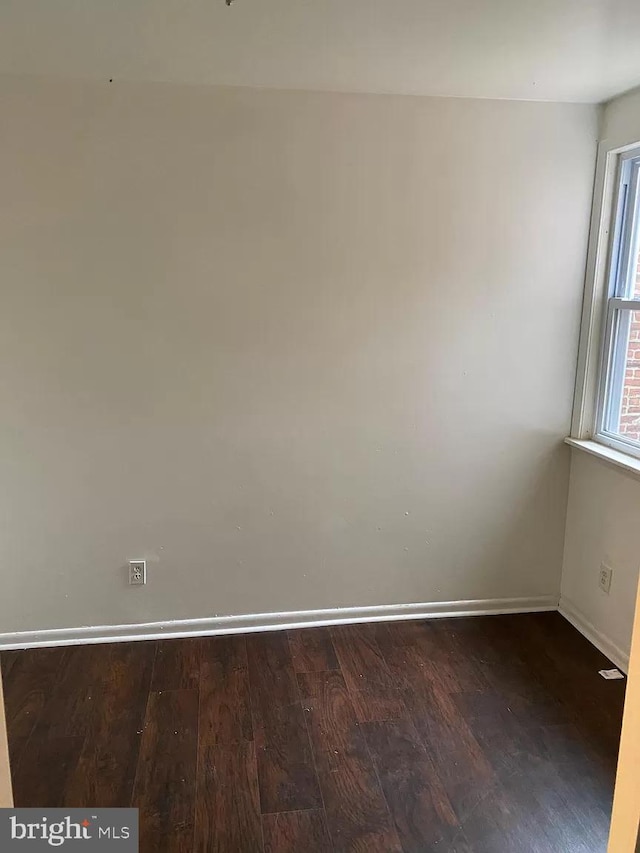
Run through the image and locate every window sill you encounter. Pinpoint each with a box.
[565,437,640,479]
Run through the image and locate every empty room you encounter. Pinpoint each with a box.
[1,0,640,850]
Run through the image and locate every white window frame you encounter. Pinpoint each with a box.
[571,137,640,462]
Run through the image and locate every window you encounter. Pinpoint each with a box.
[596,149,640,456]
[574,143,640,462]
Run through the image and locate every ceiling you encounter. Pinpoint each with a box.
[1,0,639,103]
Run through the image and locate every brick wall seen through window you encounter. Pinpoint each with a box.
[619,256,640,441]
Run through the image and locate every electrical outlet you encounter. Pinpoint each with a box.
[599,563,613,594]
[129,560,146,585]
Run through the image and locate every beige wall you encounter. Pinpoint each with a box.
[562,87,640,669]
[562,452,640,667]
[0,75,597,634]
[602,86,640,145]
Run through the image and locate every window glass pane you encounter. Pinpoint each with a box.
[634,229,640,299]
[621,161,640,297]
[607,310,640,443]
[621,309,640,441]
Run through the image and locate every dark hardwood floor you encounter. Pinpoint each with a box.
[0,612,626,852]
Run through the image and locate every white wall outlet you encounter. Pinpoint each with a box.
[598,563,613,594]
[129,560,147,585]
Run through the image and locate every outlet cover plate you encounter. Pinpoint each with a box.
[129,560,147,585]
[599,563,613,595]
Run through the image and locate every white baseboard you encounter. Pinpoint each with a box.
[559,596,630,674]
[0,596,558,651]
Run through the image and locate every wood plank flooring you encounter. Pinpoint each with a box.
[0,612,626,852]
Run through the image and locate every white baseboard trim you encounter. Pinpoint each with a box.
[559,596,630,674]
[0,596,558,651]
